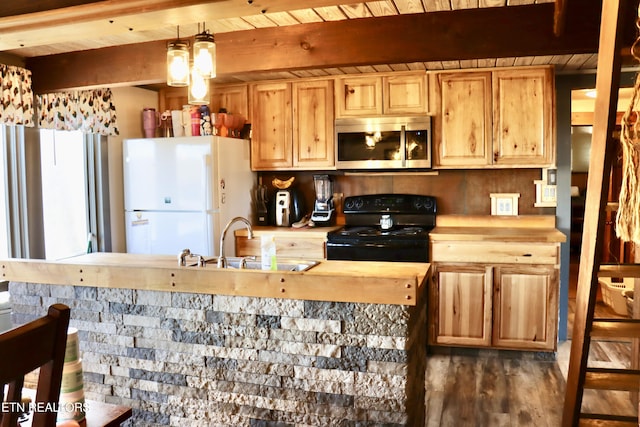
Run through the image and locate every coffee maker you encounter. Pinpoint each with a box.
[310,174,335,226]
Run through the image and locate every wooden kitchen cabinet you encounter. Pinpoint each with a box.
[211,84,249,119]
[250,82,293,169]
[432,66,554,169]
[292,80,335,169]
[336,76,382,117]
[433,71,492,167]
[492,67,554,166]
[234,226,340,259]
[431,260,558,351]
[251,79,334,170]
[336,72,428,117]
[429,215,564,352]
[493,264,558,350]
[383,73,429,115]
[432,263,492,347]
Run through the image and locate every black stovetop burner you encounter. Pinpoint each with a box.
[330,225,430,241]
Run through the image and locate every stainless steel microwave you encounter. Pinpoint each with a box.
[335,116,432,170]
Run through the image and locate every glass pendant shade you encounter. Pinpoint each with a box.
[193,32,216,78]
[167,41,190,87]
[188,67,210,105]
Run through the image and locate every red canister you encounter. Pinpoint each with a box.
[190,108,201,136]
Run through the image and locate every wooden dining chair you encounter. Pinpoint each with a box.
[0,303,70,427]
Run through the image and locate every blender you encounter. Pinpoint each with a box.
[311,174,335,226]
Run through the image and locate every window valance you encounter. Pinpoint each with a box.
[0,64,34,127]
[37,88,119,136]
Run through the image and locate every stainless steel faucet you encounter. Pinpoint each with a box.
[217,217,253,268]
[178,248,206,267]
[178,248,191,266]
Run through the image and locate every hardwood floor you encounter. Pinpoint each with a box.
[424,257,638,425]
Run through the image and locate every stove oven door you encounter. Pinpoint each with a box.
[325,240,429,263]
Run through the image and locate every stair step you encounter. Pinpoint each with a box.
[591,319,640,339]
[579,413,638,426]
[584,367,640,391]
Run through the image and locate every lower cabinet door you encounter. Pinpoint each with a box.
[432,264,493,347]
[492,265,558,351]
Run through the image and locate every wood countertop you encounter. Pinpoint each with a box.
[234,225,342,238]
[430,214,566,243]
[0,253,428,306]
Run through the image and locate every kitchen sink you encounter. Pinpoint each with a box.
[190,257,319,272]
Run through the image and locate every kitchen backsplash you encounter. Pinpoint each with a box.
[257,169,553,220]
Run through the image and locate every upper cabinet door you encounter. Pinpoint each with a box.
[492,67,554,166]
[250,82,293,170]
[383,74,428,115]
[292,80,335,169]
[336,76,383,117]
[434,71,492,167]
[210,84,249,121]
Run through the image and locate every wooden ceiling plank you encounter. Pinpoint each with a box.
[425,61,445,69]
[405,61,428,70]
[240,14,279,29]
[477,58,498,67]
[452,0,480,9]
[287,9,324,23]
[372,64,394,72]
[313,6,347,21]
[339,3,374,18]
[496,57,517,66]
[394,0,426,13]
[424,0,453,10]
[366,1,398,16]
[459,59,479,67]
[262,12,301,26]
[212,18,256,33]
[442,60,462,68]
[480,0,507,6]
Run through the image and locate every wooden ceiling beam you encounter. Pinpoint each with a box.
[27,2,606,92]
[554,0,568,36]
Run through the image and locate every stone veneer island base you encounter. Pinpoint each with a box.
[3,254,428,426]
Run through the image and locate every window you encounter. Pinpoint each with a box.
[0,125,111,260]
[39,130,90,260]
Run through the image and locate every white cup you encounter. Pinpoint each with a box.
[182,106,192,136]
[171,110,183,137]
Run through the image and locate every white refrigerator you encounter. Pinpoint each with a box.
[123,136,256,257]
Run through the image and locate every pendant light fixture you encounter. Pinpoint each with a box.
[188,65,210,105]
[193,23,216,79]
[166,26,189,87]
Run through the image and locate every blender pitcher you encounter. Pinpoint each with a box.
[311,174,335,225]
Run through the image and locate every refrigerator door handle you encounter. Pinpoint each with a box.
[203,154,212,210]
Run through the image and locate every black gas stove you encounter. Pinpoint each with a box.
[326,194,436,262]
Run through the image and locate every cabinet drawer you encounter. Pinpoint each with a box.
[431,241,558,264]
